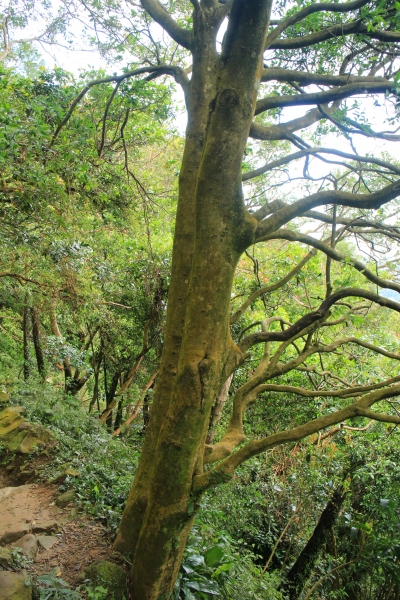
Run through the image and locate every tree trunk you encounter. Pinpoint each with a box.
[88,349,103,412]
[113,3,272,598]
[105,370,120,431]
[281,487,346,599]
[142,391,150,431]
[206,375,233,444]
[49,303,74,385]
[22,303,30,380]
[114,397,123,431]
[30,307,45,380]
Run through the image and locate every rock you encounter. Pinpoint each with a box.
[75,572,86,584]
[55,489,75,508]
[0,571,32,599]
[0,524,30,545]
[0,484,33,503]
[84,560,128,600]
[0,547,14,568]
[0,406,53,454]
[37,535,59,550]
[32,520,60,534]
[11,534,38,559]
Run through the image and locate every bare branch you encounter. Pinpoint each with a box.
[230,249,317,324]
[243,147,400,182]
[254,180,400,240]
[239,288,400,352]
[265,0,370,49]
[257,228,400,295]
[255,81,393,115]
[51,65,189,145]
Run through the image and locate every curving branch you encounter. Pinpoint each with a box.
[257,228,400,295]
[256,375,400,400]
[254,180,400,240]
[316,102,400,141]
[249,102,341,142]
[140,0,193,50]
[51,65,189,145]
[195,385,400,491]
[204,335,400,465]
[239,288,400,352]
[250,198,400,241]
[265,0,370,49]
[261,68,388,87]
[243,147,400,182]
[230,249,317,324]
[255,81,393,115]
[270,20,400,51]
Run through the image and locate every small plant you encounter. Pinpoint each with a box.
[36,569,82,599]
[85,585,108,600]
[11,546,32,569]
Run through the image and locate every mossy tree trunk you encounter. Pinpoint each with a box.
[107,1,400,598]
[114,2,272,598]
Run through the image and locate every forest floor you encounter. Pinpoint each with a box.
[0,462,113,589]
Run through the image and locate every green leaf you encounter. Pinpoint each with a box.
[204,546,224,568]
[213,562,233,577]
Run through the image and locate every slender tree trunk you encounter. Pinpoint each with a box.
[142,390,151,431]
[114,397,124,431]
[280,487,346,599]
[105,370,120,431]
[22,303,30,380]
[206,375,233,444]
[114,3,272,598]
[49,303,74,386]
[30,307,45,380]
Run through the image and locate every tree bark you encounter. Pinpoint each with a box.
[281,487,346,599]
[30,307,45,380]
[206,375,233,444]
[113,2,272,598]
[105,370,121,431]
[22,303,30,380]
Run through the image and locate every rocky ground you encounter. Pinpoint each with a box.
[0,403,129,599]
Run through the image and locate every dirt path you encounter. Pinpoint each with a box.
[0,466,111,587]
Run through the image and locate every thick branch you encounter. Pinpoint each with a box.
[194,386,400,491]
[255,81,393,114]
[140,0,193,49]
[254,180,400,239]
[261,68,388,87]
[249,103,340,141]
[270,21,400,50]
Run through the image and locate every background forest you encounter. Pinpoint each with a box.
[1,0,400,599]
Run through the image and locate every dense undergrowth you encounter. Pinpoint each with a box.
[3,380,399,599]
[2,380,284,599]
